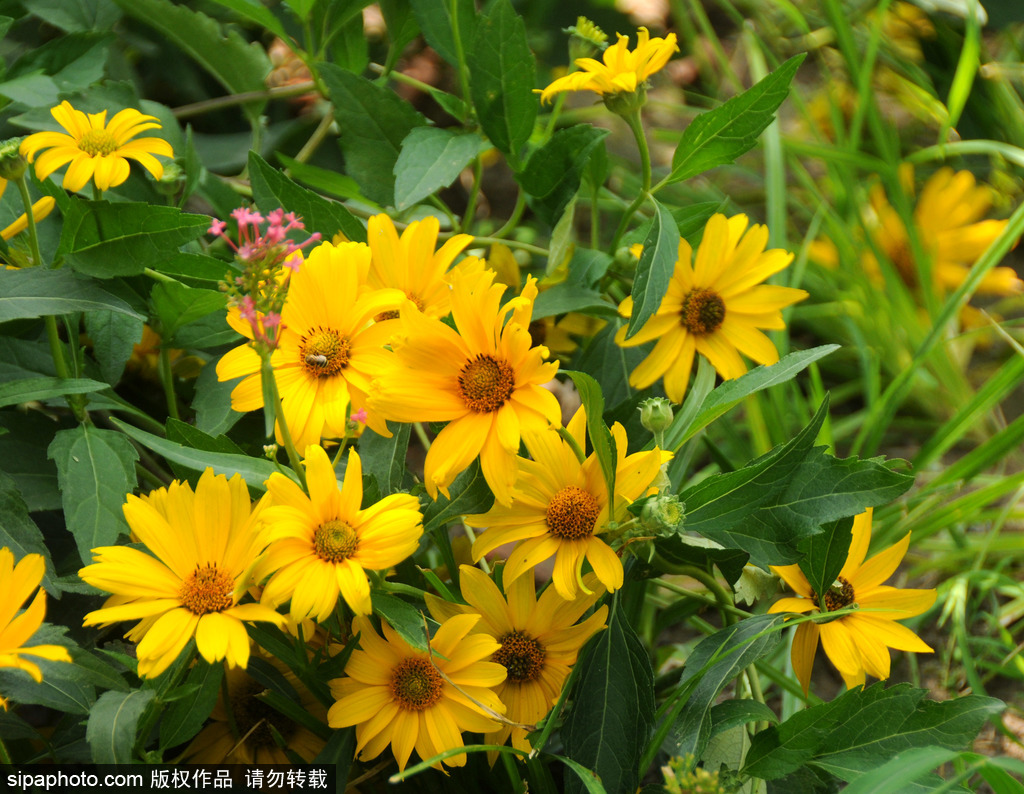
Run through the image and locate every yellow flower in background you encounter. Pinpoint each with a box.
[0,548,71,707]
[866,167,1021,297]
[368,267,561,506]
[426,566,607,754]
[253,445,423,621]
[79,469,286,678]
[540,27,679,104]
[468,406,666,599]
[328,614,507,772]
[366,213,473,320]
[20,101,173,192]
[769,509,936,694]
[616,214,808,403]
[0,177,55,247]
[216,240,404,449]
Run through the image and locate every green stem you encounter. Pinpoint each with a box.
[450,0,473,106]
[0,736,11,765]
[290,110,336,168]
[172,83,318,120]
[467,236,548,257]
[555,426,587,464]
[13,174,43,268]
[652,554,737,624]
[260,351,306,489]
[610,108,652,250]
[413,422,433,452]
[158,346,180,421]
[490,189,527,240]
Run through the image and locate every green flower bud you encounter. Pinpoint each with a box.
[154,161,184,196]
[602,84,647,118]
[565,17,607,62]
[640,493,685,536]
[0,138,28,181]
[639,397,674,434]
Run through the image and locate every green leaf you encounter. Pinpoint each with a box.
[249,151,367,243]
[0,33,111,105]
[573,320,648,413]
[468,0,536,163]
[562,597,654,794]
[677,398,914,566]
[0,377,109,408]
[207,0,289,40]
[358,422,411,495]
[423,459,495,531]
[563,371,616,505]
[743,683,1004,782]
[192,358,244,437]
[532,286,617,320]
[371,592,434,653]
[409,0,476,66]
[623,198,680,341]
[667,54,806,185]
[56,199,209,278]
[709,700,779,737]
[798,514,854,604]
[0,413,61,512]
[0,654,95,714]
[0,472,58,593]
[48,426,138,566]
[155,252,234,285]
[314,727,356,780]
[0,268,145,322]
[275,153,369,203]
[23,0,121,31]
[86,689,155,764]
[84,311,143,385]
[517,126,609,227]
[111,0,271,117]
[394,128,483,210]
[654,536,749,586]
[160,660,224,749]
[841,747,961,794]
[150,281,227,344]
[111,417,296,491]
[320,63,427,207]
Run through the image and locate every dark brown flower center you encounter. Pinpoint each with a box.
[493,631,546,684]
[546,486,600,541]
[180,564,234,615]
[300,327,351,378]
[313,519,359,563]
[680,287,726,335]
[810,576,856,612]
[390,657,443,711]
[457,354,515,413]
[78,129,119,156]
[375,294,424,322]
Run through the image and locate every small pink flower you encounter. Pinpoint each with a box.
[208,218,227,236]
[350,408,368,424]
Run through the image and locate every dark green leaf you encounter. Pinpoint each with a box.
[249,151,367,243]
[654,536,749,586]
[0,710,40,741]
[517,126,610,226]
[358,422,411,495]
[423,459,495,531]
[394,128,483,210]
[573,320,648,412]
[192,357,244,437]
[155,252,234,285]
[0,472,58,592]
[532,286,617,320]
[0,655,95,714]
[0,377,109,408]
[562,597,654,794]
[468,0,536,163]
[371,592,434,653]
[623,198,680,341]
[314,727,356,780]
[86,689,155,764]
[0,268,145,322]
[0,413,61,512]
[275,153,368,203]
[70,648,131,693]
[668,54,805,184]
[159,660,223,749]
[1,33,110,105]
[409,0,475,66]
[841,747,961,794]
[84,311,143,385]
[150,281,227,344]
[48,426,138,566]
[23,0,121,32]
[709,700,779,737]
[798,515,854,604]
[320,64,427,207]
[207,0,289,40]
[563,371,616,506]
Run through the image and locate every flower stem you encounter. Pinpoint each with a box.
[259,350,306,489]
[13,174,43,268]
[651,554,738,625]
[610,108,653,250]
[158,346,180,421]
[412,421,433,452]
[556,426,587,464]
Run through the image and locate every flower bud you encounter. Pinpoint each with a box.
[0,138,28,180]
[640,494,685,536]
[565,16,607,62]
[639,397,674,434]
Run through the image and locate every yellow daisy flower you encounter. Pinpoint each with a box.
[468,406,666,600]
[769,509,936,694]
[368,267,562,506]
[426,565,607,753]
[215,240,404,449]
[328,613,507,771]
[615,213,808,403]
[79,469,286,679]
[253,444,423,621]
[539,27,679,104]
[0,177,55,249]
[0,548,72,707]
[20,100,173,192]
[866,167,1022,297]
[367,213,473,320]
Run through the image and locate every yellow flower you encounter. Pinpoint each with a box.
[540,27,678,104]
[468,406,666,599]
[216,240,404,449]
[253,445,423,621]
[426,565,607,753]
[366,213,473,320]
[866,167,1021,297]
[0,548,72,707]
[0,176,55,246]
[20,101,173,192]
[616,213,808,403]
[79,469,286,678]
[769,509,936,694]
[368,267,562,506]
[328,613,507,771]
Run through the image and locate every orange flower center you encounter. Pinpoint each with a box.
[457,354,514,413]
[180,564,234,615]
[78,129,119,156]
[546,486,600,541]
[313,520,359,563]
[390,657,443,711]
[300,327,351,378]
[810,576,856,612]
[680,287,726,335]
[375,293,424,322]
[493,631,546,684]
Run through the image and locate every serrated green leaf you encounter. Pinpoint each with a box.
[150,281,227,344]
[0,472,58,592]
[423,459,495,531]
[84,311,143,385]
[86,689,155,764]
[562,597,654,794]
[468,0,536,163]
[275,153,368,203]
[709,700,779,738]
[0,655,95,714]
[155,252,234,285]
[160,660,224,749]
[624,198,680,341]
[394,128,483,210]
[0,377,109,408]
[0,268,145,322]
[358,422,411,495]
[249,151,367,243]
[320,63,427,207]
[48,426,138,566]
[667,54,805,185]
[23,0,121,31]
[0,32,111,105]
[57,199,209,278]
[798,514,854,605]
[372,592,435,653]
[841,747,961,794]
[207,0,288,39]
[409,0,475,66]
[517,126,609,226]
